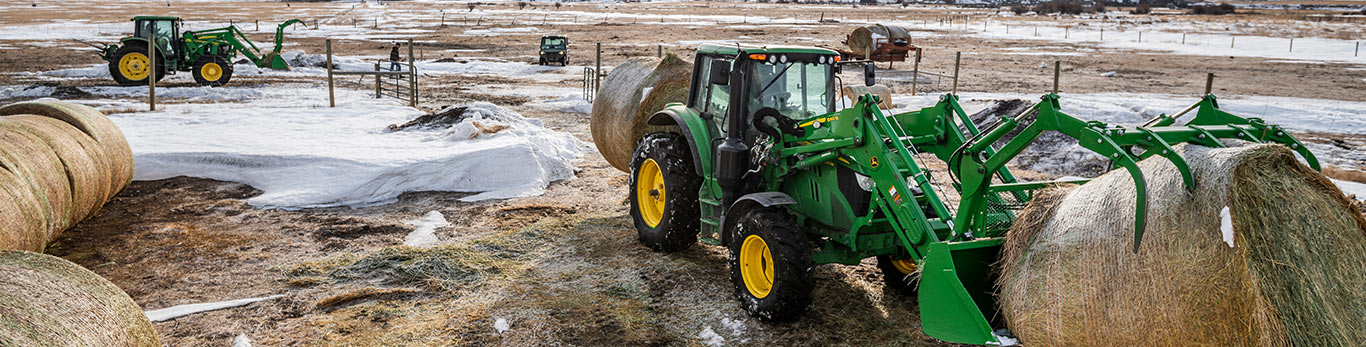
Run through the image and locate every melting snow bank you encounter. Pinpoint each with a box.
[1333,179,1366,201]
[112,87,590,209]
[144,295,285,322]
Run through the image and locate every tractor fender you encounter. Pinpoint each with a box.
[646,105,714,177]
[720,192,797,246]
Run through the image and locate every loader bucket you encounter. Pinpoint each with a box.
[918,239,1011,345]
[262,53,291,70]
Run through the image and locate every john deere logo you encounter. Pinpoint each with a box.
[869,156,880,169]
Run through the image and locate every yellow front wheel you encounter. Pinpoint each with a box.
[728,208,813,321]
[629,132,700,252]
[193,56,234,86]
[877,255,921,295]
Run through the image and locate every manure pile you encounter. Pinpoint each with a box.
[999,143,1366,346]
[589,53,691,172]
[0,101,132,251]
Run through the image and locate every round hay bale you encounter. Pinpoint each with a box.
[0,126,68,238]
[589,53,692,172]
[847,24,912,59]
[0,101,134,196]
[0,116,111,230]
[0,167,48,252]
[0,250,160,346]
[999,143,1366,346]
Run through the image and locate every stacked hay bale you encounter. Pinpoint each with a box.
[589,53,692,172]
[0,101,133,252]
[847,24,912,59]
[0,250,159,346]
[999,143,1366,346]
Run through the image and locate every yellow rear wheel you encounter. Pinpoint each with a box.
[635,158,666,228]
[118,53,150,81]
[878,255,921,294]
[739,234,775,299]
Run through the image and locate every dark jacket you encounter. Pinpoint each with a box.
[390,47,400,62]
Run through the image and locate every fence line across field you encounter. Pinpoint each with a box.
[324,38,419,108]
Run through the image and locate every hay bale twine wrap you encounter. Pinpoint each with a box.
[0,250,160,346]
[0,101,133,196]
[0,125,69,238]
[589,53,692,172]
[0,167,48,252]
[1,116,112,229]
[999,143,1366,346]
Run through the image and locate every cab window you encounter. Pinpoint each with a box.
[692,55,732,133]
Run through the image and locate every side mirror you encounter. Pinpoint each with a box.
[709,60,730,86]
[864,64,876,87]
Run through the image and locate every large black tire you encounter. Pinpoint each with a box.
[107,43,165,86]
[191,55,233,87]
[538,57,546,66]
[728,208,814,321]
[628,132,702,252]
[876,255,920,295]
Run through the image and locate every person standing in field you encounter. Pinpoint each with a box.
[390,43,402,71]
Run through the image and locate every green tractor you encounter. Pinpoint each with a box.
[96,16,305,86]
[538,35,568,66]
[625,43,1319,344]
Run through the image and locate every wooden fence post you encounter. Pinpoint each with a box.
[326,39,335,107]
[148,39,155,111]
[1204,73,1214,95]
[952,51,961,95]
[911,48,921,96]
[408,38,416,107]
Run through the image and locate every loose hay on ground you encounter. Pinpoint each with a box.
[999,143,1366,346]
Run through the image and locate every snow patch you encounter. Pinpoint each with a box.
[494,318,510,333]
[697,326,725,347]
[144,295,285,322]
[232,333,253,347]
[404,211,450,247]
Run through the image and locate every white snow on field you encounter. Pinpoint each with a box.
[232,334,253,347]
[404,211,450,247]
[1334,179,1366,201]
[109,86,589,209]
[697,326,725,347]
[144,295,284,322]
[493,318,510,333]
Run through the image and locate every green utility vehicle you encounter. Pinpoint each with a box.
[538,35,568,66]
[96,16,304,86]
[626,43,1318,345]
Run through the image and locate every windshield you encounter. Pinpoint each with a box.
[750,61,833,119]
[542,38,565,47]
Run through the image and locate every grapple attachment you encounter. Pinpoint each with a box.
[955,93,1320,251]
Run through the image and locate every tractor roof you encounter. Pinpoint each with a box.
[542,35,567,39]
[697,43,836,57]
[132,16,180,21]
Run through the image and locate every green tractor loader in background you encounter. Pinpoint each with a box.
[623,43,1319,345]
[95,16,305,86]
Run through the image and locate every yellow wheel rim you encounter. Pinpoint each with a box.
[118,52,150,80]
[636,158,666,228]
[740,234,775,299]
[200,62,223,82]
[891,258,918,274]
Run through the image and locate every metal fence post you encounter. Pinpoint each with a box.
[326,39,334,107]
[595,42,602,91]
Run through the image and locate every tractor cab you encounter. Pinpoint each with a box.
[132,16,182,60]
[538,35,568,66]
[686,44,847,141]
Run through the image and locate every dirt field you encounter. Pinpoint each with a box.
[3,0,1365,345]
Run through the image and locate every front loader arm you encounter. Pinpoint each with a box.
[274,19,307,55]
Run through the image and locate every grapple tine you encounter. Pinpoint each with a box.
[1114,157,1149,252]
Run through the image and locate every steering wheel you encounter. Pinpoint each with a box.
[752,107,805,139]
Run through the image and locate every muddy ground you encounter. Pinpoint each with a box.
[3,0,1366,345]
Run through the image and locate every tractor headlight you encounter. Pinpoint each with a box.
[780,55,788,63]
[856,173,874,191]
[768,54,778,64]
